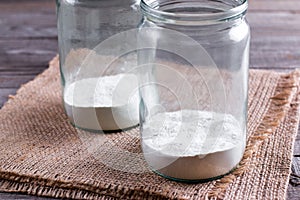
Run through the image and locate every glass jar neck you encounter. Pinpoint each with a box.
[140,0,248,26]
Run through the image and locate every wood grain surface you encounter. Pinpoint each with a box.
[0,0,299,199]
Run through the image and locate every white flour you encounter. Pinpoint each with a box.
[64,74,139,131]
[142,110,245,180]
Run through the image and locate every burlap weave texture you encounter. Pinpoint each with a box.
[0,56,299,199]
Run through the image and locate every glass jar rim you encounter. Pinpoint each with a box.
[140,0,248,25]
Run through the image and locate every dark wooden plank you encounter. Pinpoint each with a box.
[0,0,56,13]
[248,12,300,31]
[249,38,300,68]
[0,0,57,39]
[0,66,47,73]
[0,12,57,39]
[288,158,300,199]
[0,39,57,70]
[249,0,300,12]
[0,0,57,74]
[294,140,300,156]
[0,75,36,88]
[247,12,300,69]
[0,192,56,200]
[292,158,300,175]
[250,51,300,69]
[0,88,17,108]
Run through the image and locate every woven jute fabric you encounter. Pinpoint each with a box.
[0,56,300,200]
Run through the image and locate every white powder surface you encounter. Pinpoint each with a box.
[64,74,139,131]
[142,110,245,180]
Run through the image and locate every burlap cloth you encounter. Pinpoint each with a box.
[0,56,300,199]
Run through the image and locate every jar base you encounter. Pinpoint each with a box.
[151,166,238,183]
[68,120,139,133]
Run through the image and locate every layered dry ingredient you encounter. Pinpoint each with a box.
[64,74,139,131]
[142,110,245,180]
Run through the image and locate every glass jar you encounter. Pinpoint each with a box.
[56,0,141,131]
[138,0,250,181]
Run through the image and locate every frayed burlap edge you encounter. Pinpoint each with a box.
[206,70,300,199]
[0,177,172,200]
[0,178,117,200]
[0,169,171,200]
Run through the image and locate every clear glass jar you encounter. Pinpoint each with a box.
[138,0,250,181]
[56,0,141,131]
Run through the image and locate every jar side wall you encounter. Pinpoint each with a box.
[138,0,250,181]
[57,0,141,84]
[56,0,142,132]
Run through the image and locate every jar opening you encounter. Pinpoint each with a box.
[140,0,248,25]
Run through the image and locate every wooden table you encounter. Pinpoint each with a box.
[0,0,299,199]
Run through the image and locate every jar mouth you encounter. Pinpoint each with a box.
[140,0,248,25]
